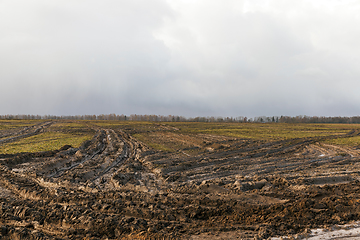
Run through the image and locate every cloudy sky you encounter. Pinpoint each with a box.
[1,0,360,117]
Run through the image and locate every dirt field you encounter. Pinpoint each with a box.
[1,120,360,239]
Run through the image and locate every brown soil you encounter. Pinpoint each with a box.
[1,122,360,239]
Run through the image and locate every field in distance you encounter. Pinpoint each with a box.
[1,120,360,239]
[2,119,357,154]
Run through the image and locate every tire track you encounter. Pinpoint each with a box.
[0,121,53,145]
[2,125,360,239]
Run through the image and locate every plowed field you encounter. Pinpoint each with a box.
[1,120,360,239]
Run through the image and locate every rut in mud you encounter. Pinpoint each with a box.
[1,121,360,239]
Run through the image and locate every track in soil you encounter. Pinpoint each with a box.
[0,121,53,145]
[1,122,360,239]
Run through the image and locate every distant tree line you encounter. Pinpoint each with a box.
[1,114,360,124]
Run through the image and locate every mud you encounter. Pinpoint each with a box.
[1,122,360,239]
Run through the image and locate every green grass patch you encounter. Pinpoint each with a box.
[162,122,354,140]
[0,131,93,154]
[323,136,360,146]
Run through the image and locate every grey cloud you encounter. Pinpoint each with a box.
[1,0,360,117]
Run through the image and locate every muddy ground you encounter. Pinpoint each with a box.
[1,121,360,239]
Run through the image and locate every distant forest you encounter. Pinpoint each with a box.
[2,114,360,124]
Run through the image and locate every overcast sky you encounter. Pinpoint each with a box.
[1,0,360,117]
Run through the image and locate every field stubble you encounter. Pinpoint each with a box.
[1,121,360,239]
